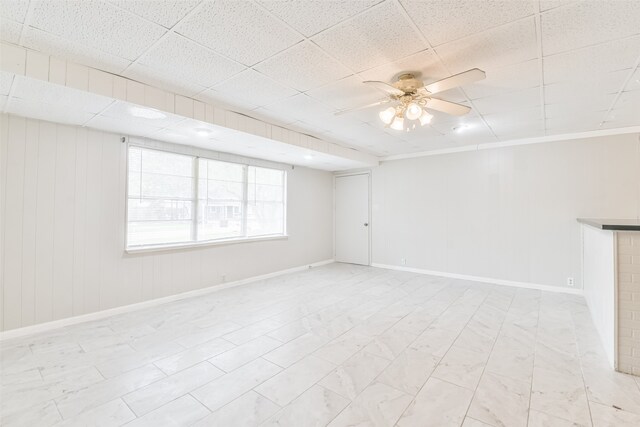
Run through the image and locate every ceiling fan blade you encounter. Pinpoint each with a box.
[363,80,404,96]
[334,99,392,116]
[426,98,471,116]
[423,68,486,94]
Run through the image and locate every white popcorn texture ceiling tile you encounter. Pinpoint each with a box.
[539,0,577,12]
[211,69,299,109]
[305,75,384,111]
[358,49,449,84]
[400,0,536,47]
[11,75,114,114]
[541,0,640,56]
[256,0,382,37]
[483,107,545,140]
[108,0,200,29]
[1,18,22,44]
[436,18,538,74]
[123,63,207,98]
[463,59,540,100]
[543,36,640,85]
[312,0,426,72]
[544,78,622,109]
[29,0,166,61]
[175,0,302,66]
[135,33,246,89]
[472,87,541,115]
[21,26,131,74]
[254,41,352,92]
[0,0,29,23]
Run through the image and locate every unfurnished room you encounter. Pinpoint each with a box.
[1,0,640,426]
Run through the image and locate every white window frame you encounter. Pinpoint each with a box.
[125,144,288,253]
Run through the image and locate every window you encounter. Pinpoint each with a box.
[127,146,286,250]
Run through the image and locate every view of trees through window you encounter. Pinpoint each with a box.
[127,146,286,248]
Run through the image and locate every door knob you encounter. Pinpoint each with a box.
[364,223,369,226]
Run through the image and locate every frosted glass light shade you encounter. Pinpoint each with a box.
[379,107,396,124]
[405,102,422,120]
[419,110,433,126]
[390,116,404,130]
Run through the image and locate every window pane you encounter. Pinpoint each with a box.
[127,147,195,247]
[247,201,284,236]
[247,166,285,237]
[127,199,193,246]
[197,159,245,241]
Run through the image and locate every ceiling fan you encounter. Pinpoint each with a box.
[335,68,486,131]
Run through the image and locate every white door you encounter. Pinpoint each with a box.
[335,173,370,265]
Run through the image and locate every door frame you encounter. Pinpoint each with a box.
[333,170,372,266]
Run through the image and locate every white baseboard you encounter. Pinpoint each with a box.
[0,259,335,342]
[371,263,583,296]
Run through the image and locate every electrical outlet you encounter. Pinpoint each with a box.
[567,277,574,287]
[401,258,406,266]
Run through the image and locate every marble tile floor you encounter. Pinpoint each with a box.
[2,263,640,426]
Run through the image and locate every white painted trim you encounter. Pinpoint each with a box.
[371,263,583,295]
[381,126,640,162]
[0,259,335,342]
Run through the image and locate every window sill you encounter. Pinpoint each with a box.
[125,235,289,255]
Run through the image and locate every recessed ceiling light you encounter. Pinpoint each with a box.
[129,106,166,120]
[304,154,313,160]
[195,128,212,137]
[452,124,470,133]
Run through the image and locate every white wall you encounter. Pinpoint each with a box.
[0,114,334,332]
[372,133,640,289]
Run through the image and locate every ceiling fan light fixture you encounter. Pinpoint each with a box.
[419,109,433,126]
[405,102,422,120]
[390,116,404,131]
[379,107,396,124]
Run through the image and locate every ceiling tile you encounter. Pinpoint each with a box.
[543,36,640,84]
[108,0,199,28]
[0,71,15,95]
[464,59,540,100]
[541,0,640,56]
[544,71,624,107]
[436,18,537,74]
[615,89,640,113]
[400,0,536,47]
[545,104,605,120]
[136,33,245,89]
[256,0,381,37]
[22,26,131,74]
[12,75,113,114]
[545,115,603,134]
[472,87,540,115]
[260,93,336,124]
[29,0,166,61]
[255,41,351,92]
[305,75,383,110]
[0,0,29,23]
[6,97,96,126]
[211,69,298,109]
[312,1,426,72]
[483,107,544,140]
[0,18,22,44]
[539,0,576,12]
[88,113,163,137]
[358,49,449,86]
[175,0,302,66]
[124,63,206,98]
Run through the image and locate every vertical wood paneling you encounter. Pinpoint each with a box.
[83,129,102,314]
[72,127,88,316]
[52,124,76,320]
[99,132,120,310]
[21,120,40,326]
[0,113,334,332]
[0,114,8,331]
[3,116,26,329]
[34,121,57,324]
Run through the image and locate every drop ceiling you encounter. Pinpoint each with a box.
[1,0,640,157]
